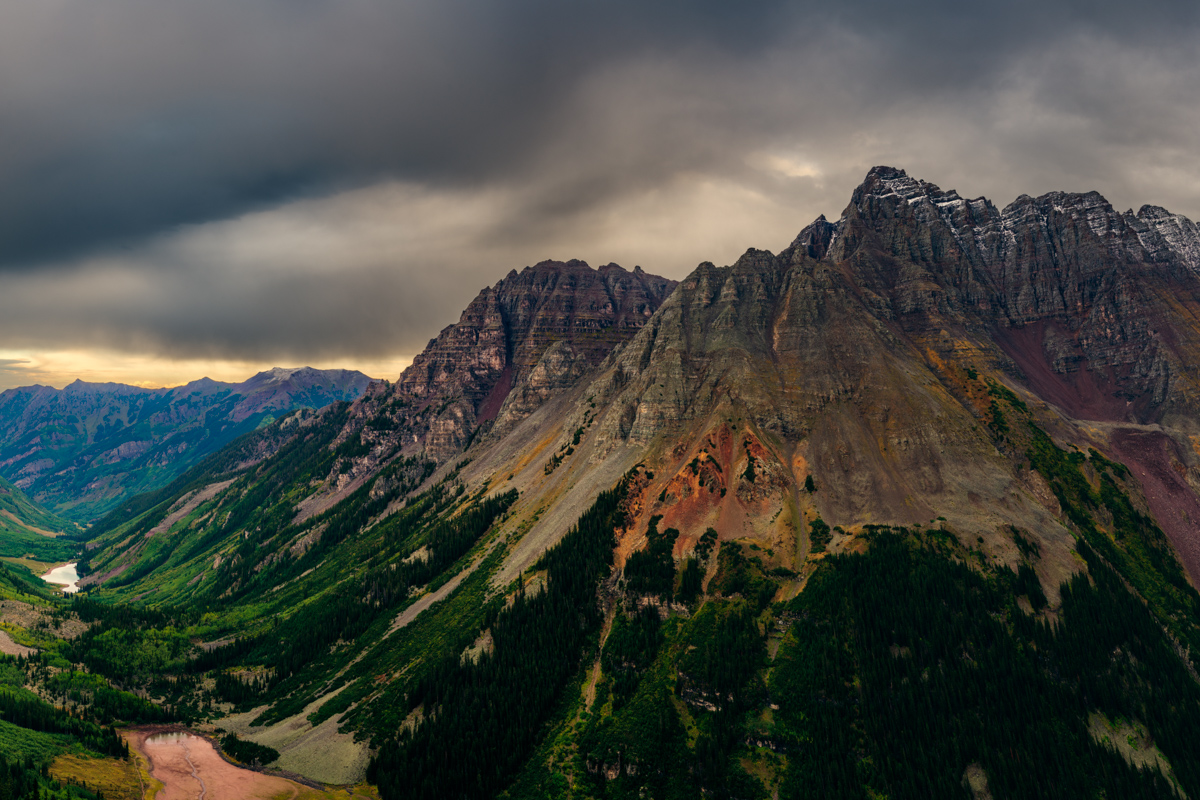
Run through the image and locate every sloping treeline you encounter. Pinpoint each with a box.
[0,753,40,800]
[0,562,51,602]
[220,733,280,767]
[368,478,630,800]
[361,490,521,608]
[212,454,438,602]
[257,489,520,687]
[82,404,339,542]
[773,531,1198,799]
[985,381,1200,656]
[173,410,362,598]
[76,405,353,591]
[623,514,677,597]
[198,488,517,718]
[576,600,768,800]
[0,686,127,759]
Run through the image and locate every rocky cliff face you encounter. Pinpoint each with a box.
[207,169,1200,596]
[473,167,1200,593]
[343,260,675,465]
[823,167,1200,420]
[0,367,373,521]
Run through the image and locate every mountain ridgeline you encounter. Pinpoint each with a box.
[0,366,373,521]
[25,171,1200,799]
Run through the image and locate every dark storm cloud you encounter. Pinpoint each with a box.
[4,0,1195,265]
[0,0,797,265]
[4,0,1200,372]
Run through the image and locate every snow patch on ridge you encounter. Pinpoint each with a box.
[852,167,1167,268]
[1134,205,1200,274]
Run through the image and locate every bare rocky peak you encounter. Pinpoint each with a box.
[398,259,674,399]
[1132,204,1200,274]
[395,259,674,420]
[572,166,1200,471]
[328,170,1200,550]
[824,166,1200,279]
[342,260,676,464]
[497,166,1200,589]
[789,214,838,260]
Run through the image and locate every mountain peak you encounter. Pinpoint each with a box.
[234,366,372,396]
[253,366,311,383]
[385,259,676,458]
[62,378,161,396]
[851,165,964,211]
[788,213,839,260]
[1133,203,1200,272]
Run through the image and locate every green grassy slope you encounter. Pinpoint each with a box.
[0,476,81,562]
[0,560,54,603]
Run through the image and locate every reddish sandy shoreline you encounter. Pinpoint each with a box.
[125,726,311,800]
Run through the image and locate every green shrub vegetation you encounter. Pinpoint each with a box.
[709,543,777,611]
[220,733,279,766]
[624,516,679,598]
[808,516,831,553]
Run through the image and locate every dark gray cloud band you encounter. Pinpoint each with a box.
[0,0,794,264]
[3,0,1200,369]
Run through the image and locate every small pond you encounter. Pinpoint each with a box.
[40,562,79,593]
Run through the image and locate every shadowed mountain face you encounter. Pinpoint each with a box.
[0,367,373,521]
[64,170,1200,799]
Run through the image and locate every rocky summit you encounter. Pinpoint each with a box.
[391,259,675,454]
[284,260,678,519]
[6,169,1200,800]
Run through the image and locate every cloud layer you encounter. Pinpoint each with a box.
[3,0,1200,386]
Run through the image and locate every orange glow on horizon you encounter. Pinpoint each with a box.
[0,348,411,391]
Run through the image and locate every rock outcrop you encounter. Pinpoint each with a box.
[75,166,1200,611]
[348,260,676,462]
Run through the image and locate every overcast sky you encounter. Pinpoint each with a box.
[2,0,1199,389]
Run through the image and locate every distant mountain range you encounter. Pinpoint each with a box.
[0,367,374,522]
